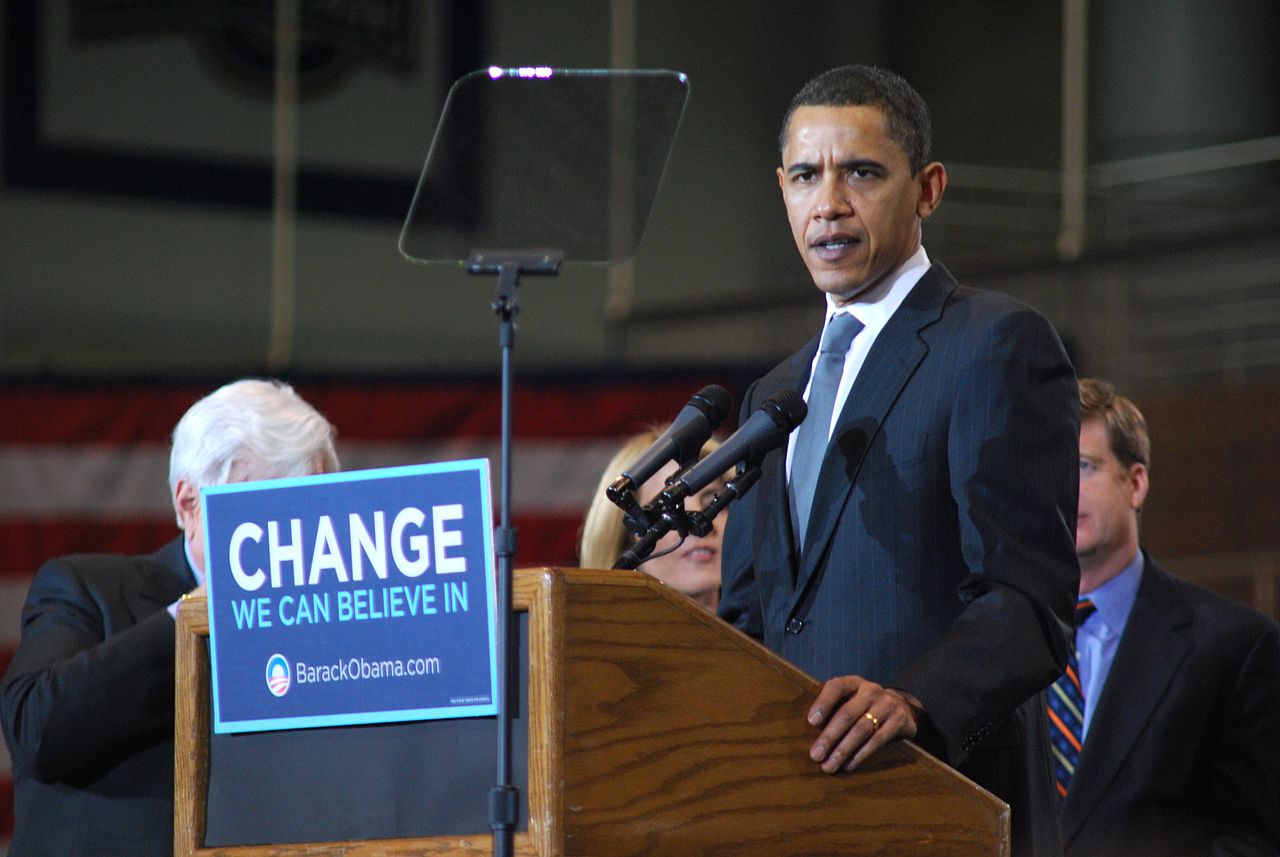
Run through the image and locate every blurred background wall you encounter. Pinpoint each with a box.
[1,0,1279,846]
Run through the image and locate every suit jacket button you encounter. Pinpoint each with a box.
[785,618,804,635]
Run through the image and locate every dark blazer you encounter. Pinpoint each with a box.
[720,264,1080,857]
[1,538,195,857]
[1062,554,1280,857]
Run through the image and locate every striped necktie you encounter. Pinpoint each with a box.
[789,313,863,546]
[1047,597,1097,799]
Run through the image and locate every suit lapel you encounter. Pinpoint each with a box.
[1062,559,1194,844]
[790,267,953,605]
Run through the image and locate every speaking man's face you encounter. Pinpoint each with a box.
[777,104,943,304]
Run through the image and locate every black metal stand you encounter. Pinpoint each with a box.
[467,249,560,857]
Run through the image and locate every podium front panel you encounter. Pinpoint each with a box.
[202,614,529,846]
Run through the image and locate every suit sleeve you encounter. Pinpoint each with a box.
[893,304,1080,765]
[1,557,178,782]
[717,379,765,640]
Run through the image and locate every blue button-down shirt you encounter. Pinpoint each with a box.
[1077,550,1144,737]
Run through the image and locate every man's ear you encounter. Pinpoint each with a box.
[174,478,199,533]
[917,162,947,220]
[1128,463,1150,511]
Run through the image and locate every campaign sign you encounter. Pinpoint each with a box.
[202,460,497,734]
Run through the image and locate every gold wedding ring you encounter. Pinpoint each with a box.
[863,711,881,732]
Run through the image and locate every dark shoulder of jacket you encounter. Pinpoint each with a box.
[1149,557,1280,637]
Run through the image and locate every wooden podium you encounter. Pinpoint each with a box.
[175,567,1009,856]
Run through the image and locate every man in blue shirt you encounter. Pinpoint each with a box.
[1052,378,1280,856]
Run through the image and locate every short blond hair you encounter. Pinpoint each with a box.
[1078,378,1150,471]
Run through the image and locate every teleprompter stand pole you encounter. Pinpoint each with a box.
[467,249,561,857]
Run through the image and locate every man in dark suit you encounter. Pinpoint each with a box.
[718,65,1079,857]
[1,378,339,856]
[1051,378,1280,856]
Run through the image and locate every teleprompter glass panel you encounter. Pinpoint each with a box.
[400,67,689,266]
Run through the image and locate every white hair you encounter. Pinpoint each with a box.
[168,378,339,525]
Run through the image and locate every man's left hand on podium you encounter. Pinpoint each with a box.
[806,675,924,773]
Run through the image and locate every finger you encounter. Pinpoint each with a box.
[811,685,881,769]
[807,676,861,727]
[844,697,917,771]
[821,706,881,773]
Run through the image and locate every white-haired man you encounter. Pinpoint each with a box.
[1,379,338,856]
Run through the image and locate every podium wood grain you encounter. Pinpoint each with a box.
[175,568,1008,856]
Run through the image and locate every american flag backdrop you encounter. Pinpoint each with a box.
[0,373,747,847]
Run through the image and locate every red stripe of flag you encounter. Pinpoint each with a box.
[0,377,738,443]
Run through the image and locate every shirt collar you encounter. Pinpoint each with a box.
[824,245,931,333]
[183,538,206,589]
[1082,550,1144,635]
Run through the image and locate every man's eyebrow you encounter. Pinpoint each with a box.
[838,158,885,172]
[784,158,887,175]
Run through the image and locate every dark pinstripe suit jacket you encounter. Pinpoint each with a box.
[720,264,1080,857]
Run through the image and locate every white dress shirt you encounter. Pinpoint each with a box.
[786,245,932,481]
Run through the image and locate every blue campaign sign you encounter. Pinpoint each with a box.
[202,460,497,733]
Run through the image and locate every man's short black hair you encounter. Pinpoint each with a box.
[779,65,933,174]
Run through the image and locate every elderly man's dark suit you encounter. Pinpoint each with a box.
[720,264,1080,857]
[1,538,195,856]
[1061,554,1280,857]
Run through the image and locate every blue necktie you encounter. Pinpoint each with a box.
[789,313,863,546]
[1047,598,1097,799]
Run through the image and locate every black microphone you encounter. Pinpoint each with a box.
[607,384,734,499]
[659,389,807,507]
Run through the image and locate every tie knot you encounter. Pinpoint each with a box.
[1075,598,1097,626]
[820,313,863,355]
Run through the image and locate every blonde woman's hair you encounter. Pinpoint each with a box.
[578,428,722,569]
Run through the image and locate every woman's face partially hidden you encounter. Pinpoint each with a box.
[634,460,725,611]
